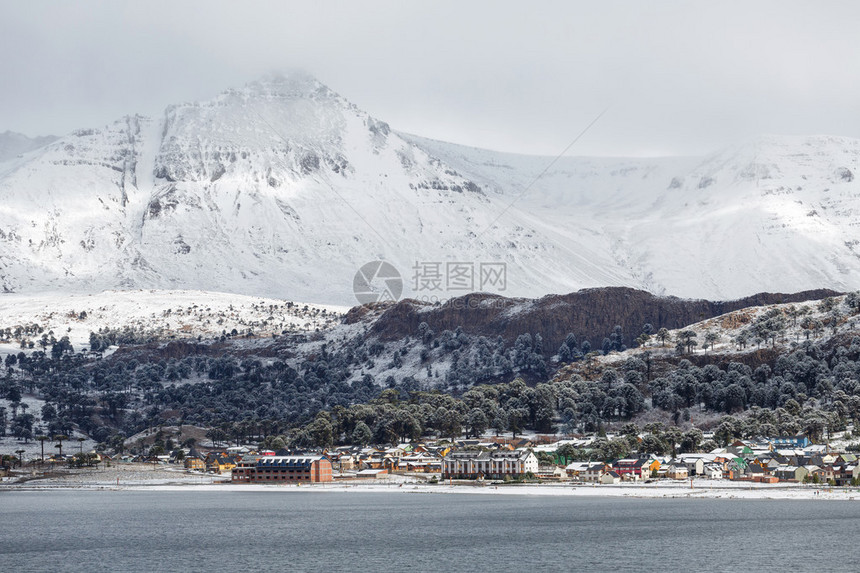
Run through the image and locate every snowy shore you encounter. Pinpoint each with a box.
[120,482,860,500]
[3,465,859,500]
[0,462,229,489]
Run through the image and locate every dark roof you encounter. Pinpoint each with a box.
[256,455,325,468]
[444,450,532,461]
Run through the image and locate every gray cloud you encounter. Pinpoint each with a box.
[1,1,858,156]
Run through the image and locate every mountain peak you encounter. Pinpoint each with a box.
[214,71,341,106]
[249,70,323,91]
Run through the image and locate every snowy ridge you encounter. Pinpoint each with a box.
[408,134,860,299]
[2,74,860,304]
[0,289,346,355]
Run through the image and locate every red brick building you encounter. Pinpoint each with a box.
[612,458,654,480]
[232,455,333,483]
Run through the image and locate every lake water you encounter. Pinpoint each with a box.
[1,490,858,571]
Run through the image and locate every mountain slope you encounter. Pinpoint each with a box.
[408,134,860,299]
[1,74,860,304]
[0,130,57,162]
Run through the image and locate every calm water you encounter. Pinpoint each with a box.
[1,490,858,571]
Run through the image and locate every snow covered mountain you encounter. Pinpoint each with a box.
[406,133,860,300]
[1,73,859,304]
[0,131,57,162]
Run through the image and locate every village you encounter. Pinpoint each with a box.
[7,432,858,492]
[220,433,860,487]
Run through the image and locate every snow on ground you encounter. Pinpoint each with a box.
[0,429,97,459]
[1,462,228,488]
[0,289,347,354]
[7,471,860,500]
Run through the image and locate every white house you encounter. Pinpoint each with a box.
[679,457,705,476]
[582,463,608,483]
[565,461,594,479]
[702,464,723,479]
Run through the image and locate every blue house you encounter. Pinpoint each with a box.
[770,435,811,449]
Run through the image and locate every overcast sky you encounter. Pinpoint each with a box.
[2,1,859,156]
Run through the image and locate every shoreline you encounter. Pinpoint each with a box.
[3,463,856,500]
[4,478,858,500]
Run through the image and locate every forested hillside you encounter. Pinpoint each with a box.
[1,289,859,455]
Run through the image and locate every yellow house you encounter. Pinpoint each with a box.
[184,456,205,471]
[206,456,238,474]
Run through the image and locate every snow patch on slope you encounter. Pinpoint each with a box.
[0,289,346,355]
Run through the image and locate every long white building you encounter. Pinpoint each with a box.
[441,450,538,479]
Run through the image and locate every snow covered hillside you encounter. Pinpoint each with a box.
[1,73,860,304]
[0,289,345,356]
